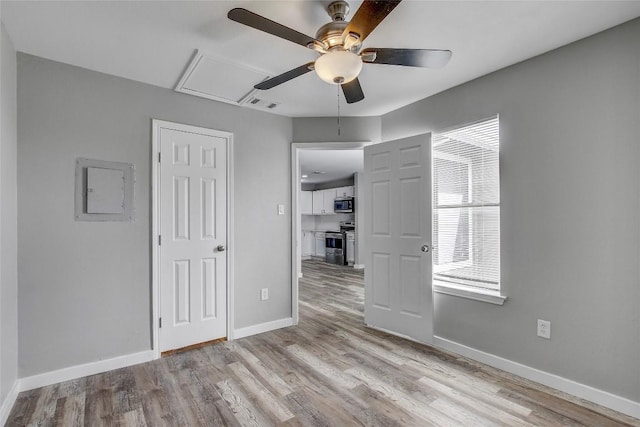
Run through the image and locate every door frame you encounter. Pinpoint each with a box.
[151,119,235,359]
[290,141,370,325]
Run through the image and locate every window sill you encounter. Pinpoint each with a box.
[433,282,507,305]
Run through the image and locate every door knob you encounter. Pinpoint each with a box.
[217,245,226,252]
[421,244,430,253]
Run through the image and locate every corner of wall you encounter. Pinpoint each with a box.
[0,17,19,422]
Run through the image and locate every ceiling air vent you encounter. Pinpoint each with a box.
[241,96,280,110]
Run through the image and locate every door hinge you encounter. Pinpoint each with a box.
[159,317,162,328]
[158,235,161,246]
[158,152,161,163]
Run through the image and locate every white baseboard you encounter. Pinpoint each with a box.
[19,350,155,392]
[353,264,364,270]
[433,336,640,420]
[233,317,294,340]
[0,380,20,426]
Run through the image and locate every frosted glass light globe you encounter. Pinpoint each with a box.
[314,51,363,85]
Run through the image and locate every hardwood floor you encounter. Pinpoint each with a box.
[7,259,639,426]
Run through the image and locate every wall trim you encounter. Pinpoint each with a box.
[19,350,155,392]
[433,336,640,420]
[233,318,294,340]
[0,380,20,426]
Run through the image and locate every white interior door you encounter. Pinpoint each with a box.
[363,134,433,344]
[158,123,228,352]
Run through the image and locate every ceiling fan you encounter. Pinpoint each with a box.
[228,0,452,104]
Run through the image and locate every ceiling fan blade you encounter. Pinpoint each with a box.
[228,8,321,49]
[341,78,365,104]
[341,0,402,45]
[361,48,452,68]
[254,62,315,90]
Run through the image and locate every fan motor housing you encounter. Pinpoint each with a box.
[316,21,348,50]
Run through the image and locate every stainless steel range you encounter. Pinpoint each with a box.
[340,221,355,233]
[324,221,356,265]
[324,231,344,265]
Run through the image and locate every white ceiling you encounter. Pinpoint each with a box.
[3,1,640,117]
[299,149,363,184]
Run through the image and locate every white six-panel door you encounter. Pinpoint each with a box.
[363,134,433,344]
[157,123,228,352]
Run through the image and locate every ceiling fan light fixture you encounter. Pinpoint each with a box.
[228,1,451,105]
[314,50,363,85]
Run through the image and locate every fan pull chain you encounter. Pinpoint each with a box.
[337,85,341,137]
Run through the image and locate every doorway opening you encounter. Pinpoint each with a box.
[291,142,368,324]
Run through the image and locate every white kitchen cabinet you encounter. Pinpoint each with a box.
[301,191,313,215]
[302,230,314,258]
[346,231,355,266]
[315,232,326,257]
[336,186,354,198]
[312,189,336,215]
[312,191,324,215]
[308,186,352,215]
[322,188,336,214]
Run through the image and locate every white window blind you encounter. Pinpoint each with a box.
[432,116,500,293]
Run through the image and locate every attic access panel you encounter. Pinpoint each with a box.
[75,158,135,221]
[175,50,271,105]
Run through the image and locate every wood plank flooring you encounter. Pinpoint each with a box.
[7,259,640,426]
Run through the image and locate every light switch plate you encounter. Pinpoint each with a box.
[277,204,285,215]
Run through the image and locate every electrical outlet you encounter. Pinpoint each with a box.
[537,319,551,339]
[261,288,269,301]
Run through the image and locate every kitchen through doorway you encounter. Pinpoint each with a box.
[291,142,368,325]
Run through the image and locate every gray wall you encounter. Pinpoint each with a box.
[0,21,18,405]
[293,116,381,143]
[382,18,640,401]
[17,54,292,377]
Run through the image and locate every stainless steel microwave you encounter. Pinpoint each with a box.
[334,197,354,213]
